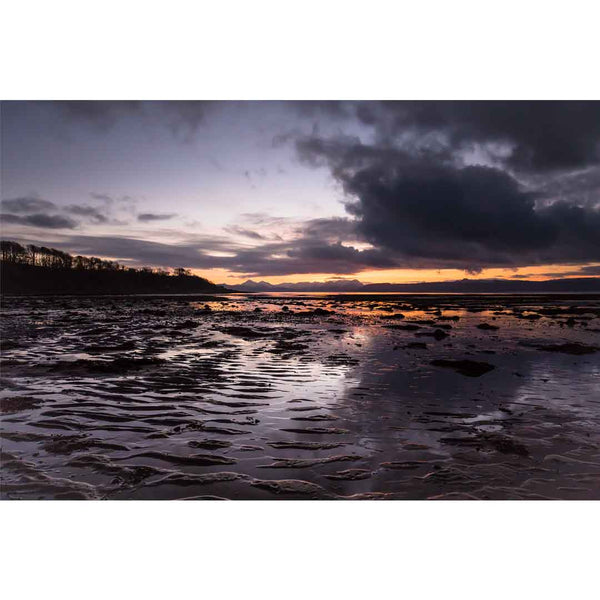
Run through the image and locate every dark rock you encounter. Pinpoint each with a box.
[406,342,428,349]
[431,359,495,377]
[172,319,199,330]
[219,326,270,339]
[477,323,499,331]
[416,329,449,340]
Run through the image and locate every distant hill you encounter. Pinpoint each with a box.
[231,278,365,292]
[0,240,228,295]
[225,277,600,293]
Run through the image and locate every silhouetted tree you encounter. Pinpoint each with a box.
[1,240,222,294]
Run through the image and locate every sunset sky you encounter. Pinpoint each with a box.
[1,101,599,285]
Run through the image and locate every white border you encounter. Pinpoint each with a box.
[1,502,598,599]
[2,1,600,99]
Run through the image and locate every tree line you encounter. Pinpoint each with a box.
[0,240,193,277]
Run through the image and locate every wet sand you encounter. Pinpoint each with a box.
[1,293,599,500]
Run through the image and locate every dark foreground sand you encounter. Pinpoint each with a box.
[1,293,599,500]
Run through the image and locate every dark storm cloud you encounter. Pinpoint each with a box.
[0,213,77,229]
[137,213,177,222]
[220,239,398,277]
[532,166,600,207]
[293,128,600,271]
[285,242,397,272]
[297,216,359,241]
[348,101,600,172]
[1,197,57,213]
[345,163,552,254]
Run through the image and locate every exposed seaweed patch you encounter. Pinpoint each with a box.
[1,396,43,413]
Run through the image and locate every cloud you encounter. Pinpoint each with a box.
[0,213,77,229]
[531,166,600,208]
[293,133,600,271]
[1,197,57,213]
[65,204,109,224]
[224,226,267,240]
[297,216,361,242]
[53,101,212,141]
[90,192,113,202]
[538,265,600,278]
[162,101,210,142]
[581,265,600,275]
[59,101,143,130]
[5,225,399,277]
[137,213,177,222]
[348,101,600,172]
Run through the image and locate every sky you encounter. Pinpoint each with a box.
[1,101,599,284]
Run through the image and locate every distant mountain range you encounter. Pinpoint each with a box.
[225,277,600,293]
[228,279,366,292]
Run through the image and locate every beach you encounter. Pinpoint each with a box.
[1,293,599,500]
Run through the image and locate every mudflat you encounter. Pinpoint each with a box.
[1,293,599,500]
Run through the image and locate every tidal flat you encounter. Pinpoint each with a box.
[1,293,599,500]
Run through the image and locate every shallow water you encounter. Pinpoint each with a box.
[1,293,599,499]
